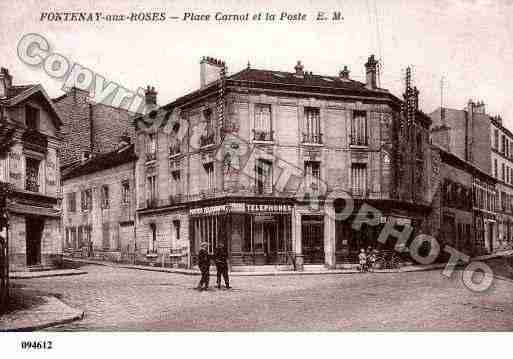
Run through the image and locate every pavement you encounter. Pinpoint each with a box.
[0,294,84,332]
[62,257,442,276]
[62,249,513,276]
[8,261,513,331]
[9,269,87,279]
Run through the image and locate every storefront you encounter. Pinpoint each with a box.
[189,201,293,266]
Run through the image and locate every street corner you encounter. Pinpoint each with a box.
[0,291,84,332]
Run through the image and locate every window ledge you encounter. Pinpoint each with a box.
[349,144,369,149]
[169,153,182,159]
[145,159,157,165]
[301,142,324,147]
[146,253,158,258]
[253,140,275,145]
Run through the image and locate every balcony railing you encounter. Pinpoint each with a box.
[253,130,274,142]
[351,188,366,197]
[302,132,323,144]
[349,135,368,146]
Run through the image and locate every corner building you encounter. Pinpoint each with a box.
[134,57,433,270]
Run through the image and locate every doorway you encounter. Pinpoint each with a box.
[254,217,278,264]
[26,217,44,266]
[301,215,324,264]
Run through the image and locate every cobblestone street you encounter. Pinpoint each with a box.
[12,264,513,331]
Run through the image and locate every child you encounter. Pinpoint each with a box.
[358,248,367,272]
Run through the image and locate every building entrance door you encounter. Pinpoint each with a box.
[26,217,44,266]
[301,215,324,264]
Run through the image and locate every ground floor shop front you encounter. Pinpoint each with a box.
[186,198,431,270]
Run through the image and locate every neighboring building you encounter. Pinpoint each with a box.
[430,145,497,255]
[61,137,136,261]
[0,67,63,270]
[489,115,513,251]
[133,56,433,270]
[53,87,138,168]
[430,100,511,253]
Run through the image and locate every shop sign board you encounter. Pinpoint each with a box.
[190,202,292,216]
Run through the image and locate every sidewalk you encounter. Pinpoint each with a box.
[61,257,454,276]
[63,250,513,277]
[0,295,84,332]
[9,268,87,279]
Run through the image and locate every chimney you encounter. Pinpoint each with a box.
[144,86,158,111]
[339,66,350,80]
[0,67,13,98]
[200,56,226,88]
[294,61,304,76]
[364,55,378,89]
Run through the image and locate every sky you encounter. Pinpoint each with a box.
[1,0,512,124]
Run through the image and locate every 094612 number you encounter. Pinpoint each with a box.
[20,341,53,350]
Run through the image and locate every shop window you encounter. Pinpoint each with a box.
[351,110,367,146]
[149,223,157,253]
[121,180,130,204]
[255,159,273,194]
[25,157,40,192]
[101,185,109,209]
[70,227,77,249]
[351,163,367,197]
[303,107,322,144]
[102,223,110,250]
[25,105,39,130]
[253,104,273,141]
[173,220,180,241]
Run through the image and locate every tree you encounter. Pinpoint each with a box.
[0,111,14,311]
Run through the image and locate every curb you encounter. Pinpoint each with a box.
[64,258,444,276]
[10,270,88,280]
[0,296,84,332]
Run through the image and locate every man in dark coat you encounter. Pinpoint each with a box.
[197,242,210,291]
[214,242,230,289]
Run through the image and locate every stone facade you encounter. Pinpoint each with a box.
[61,144,136,262]
[133,57,434,269]
[0,69,63,271]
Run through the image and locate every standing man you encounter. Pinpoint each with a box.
[214,242,230,289]
[197,242,211,291]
